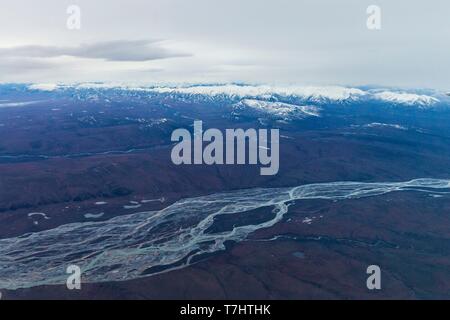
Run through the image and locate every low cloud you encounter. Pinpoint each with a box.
[0,58,56,73]
[0,40,190,62]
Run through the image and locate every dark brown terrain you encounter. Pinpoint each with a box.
[0,85,449,299]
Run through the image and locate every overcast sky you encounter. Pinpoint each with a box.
[0,0,449,89]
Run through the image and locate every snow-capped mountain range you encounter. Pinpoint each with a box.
[24,83,445,108]
[235,99,321,120]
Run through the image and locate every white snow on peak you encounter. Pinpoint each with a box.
[24,83,441,107]
[149,85,440,106]
[150,85,366,102]
[373,91,439,106]
[238,99,320,118]
[28,83,58,91]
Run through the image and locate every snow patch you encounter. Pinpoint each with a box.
[28,83,58,91]
[237,99,320,118]
[364,123,407,130]
[0,101,42,108]
[374,91,439,106]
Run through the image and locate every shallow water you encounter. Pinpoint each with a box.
[0,178,449,289]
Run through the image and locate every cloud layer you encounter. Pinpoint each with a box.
[0,0,449,88]
[0,40,188,62]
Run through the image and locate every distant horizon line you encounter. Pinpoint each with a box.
[0,81,447,93]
